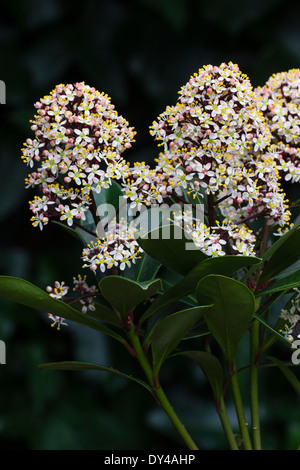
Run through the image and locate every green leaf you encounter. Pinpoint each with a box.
[137,224,208,276]
[75,226,98,246]
[179,351,224,403]
[142,255,261,322]
[75,180,124,244]
[38,361,152,392]
[196,275,255,361]
[267,356,300,395]
[122,252,161,282]
[253,313,292,349]
[149,305,212,378]
[92,179,123,210]
[256,269,300,297]
[259,224,300,283]
[99,276,162,319]
[0,276,125,344]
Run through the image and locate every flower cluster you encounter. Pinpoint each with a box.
[22,82,135,230]
[173,209,256,257]
[82,220,142,273]
[46,275,98,329]
[147,63,289,226]
[255,69,300,183]
[280,288,300,342]
[120,62,291,258]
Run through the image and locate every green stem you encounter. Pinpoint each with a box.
[217,396,239,450]
[229,360,252,450]
[250,320,262,450]
[126,327,199,450]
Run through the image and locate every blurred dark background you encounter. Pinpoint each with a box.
[0,0,300,450]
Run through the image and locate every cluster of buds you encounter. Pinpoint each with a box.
[255,69,300,184]
[124,62,291,256]
[46,275,98,329]
[82,220,142,273]
[20,68,300,334]
[22,82,135,230]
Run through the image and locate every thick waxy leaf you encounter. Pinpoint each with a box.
[253,313,292,349]
[268,356,300,395]
[123,252,161,282]
[75,180,124,244]
[259,224,300,283]
[92,179,123,210]
[99,276,162,319]
[197,275,255,361]
[256,269,300,297]
[179,351,224,403]
[137,224,208,276]
[0,276,125,343]
[141,255,261,322]
[39,361,151,392]
[149,305,212,378]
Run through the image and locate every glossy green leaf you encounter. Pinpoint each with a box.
[253,313,292,349]
[196,275,255,361]
[267,356,300,395]
[99,276,162,319]
[122,252,161,282]
[142,255,261,322]
[38,361,152,392]
[256,269,300,297]
[179,351,224,402]
[149,305,212,378]
[0,276,125,344]
[75,226,98,246]
[93,179,123,209]
[137,224,208,276]
[259,224,300,283]
[75,180,124,244]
